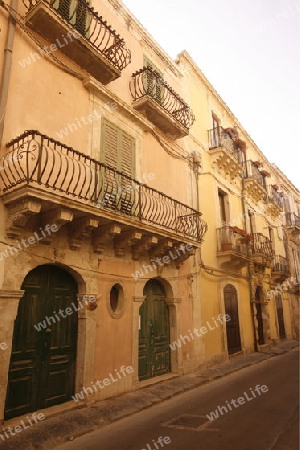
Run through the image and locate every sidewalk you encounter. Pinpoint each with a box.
[1,340,298,450]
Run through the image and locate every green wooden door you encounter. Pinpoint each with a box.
[138,280,170,381]
[5,265,78,420]
[224,284,242,355]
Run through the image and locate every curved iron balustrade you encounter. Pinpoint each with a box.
[22,0,131,71]
[251,233,274,259]
[244,160,267,189]
[272,255,290,274]
[208,127,244,165]
[0,131,207,243]
[130,67,195,130]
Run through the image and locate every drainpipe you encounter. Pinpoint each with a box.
[241,173,258,352]
[0,0,18,149]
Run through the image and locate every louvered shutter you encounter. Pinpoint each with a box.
[100,120,118,208]
[120,131,135,214]
[100,119,135,213]
[143,56,164,104]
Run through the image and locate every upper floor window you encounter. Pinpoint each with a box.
[212,114,220,147]
[143,55,164,104]
[100,119,135,213]
[218,188,229,225]
[101,119,135,177]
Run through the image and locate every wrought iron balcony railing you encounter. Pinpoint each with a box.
[266,185,283,209]
[22,0,131,79]
[286,212,300,228]
[272,255,290,274]
[251,233,274,259]
[244,160,267,190]
[0,131,207,243]
[208,127,244,164]
[216,226,249,257]
[130,67,195,135]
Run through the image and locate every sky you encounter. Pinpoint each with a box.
[122,0,300,190]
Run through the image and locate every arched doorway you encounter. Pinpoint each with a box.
[138,279,170,381]
[5,265,78,420]
[275,294,286,339]
[224,284,242,355]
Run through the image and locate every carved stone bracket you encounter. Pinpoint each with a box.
[172,245,196,269]
[6,199,42,238]
[149,239,174,259]
[114,231,143,257]
[39,208,73,244]
[133,236,159,261]
[69,217,99,250]
[92,224,121,254]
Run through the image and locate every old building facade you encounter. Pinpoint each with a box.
[0,0,298,426]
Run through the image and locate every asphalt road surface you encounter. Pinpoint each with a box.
[56,348,299,450]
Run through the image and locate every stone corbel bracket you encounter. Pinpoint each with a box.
[69,217,99,250]
[114,230,143,257]
[6,199,42,238]
[39,208,74,244]
[92,224,121,254]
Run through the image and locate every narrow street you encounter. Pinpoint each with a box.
[55,347,299,450]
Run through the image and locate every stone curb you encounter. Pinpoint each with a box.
[1,341,298,450]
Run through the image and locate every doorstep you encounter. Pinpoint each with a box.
[139,372,181,388]
[3,400,84,429]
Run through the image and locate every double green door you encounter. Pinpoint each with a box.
[138,280,170,381]
[5,265,78,420]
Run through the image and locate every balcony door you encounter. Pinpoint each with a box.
[143,56,164,104]
[275,294,286,339]
[100,119,135,215]
[138,280,170,381]
[56,0,88,36]
[255,287,265,345]
[5,265,78,420]
[212,115,220,147]
[224,284,242,354]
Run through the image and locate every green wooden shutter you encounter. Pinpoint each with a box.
[143,56,164,104]
[102,119,118,168]
[100,119,135,213]
[119,131,135,214]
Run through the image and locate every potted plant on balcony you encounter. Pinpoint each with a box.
[253,161,262,168]
[260,169,271,177]
[272,184,279,190]
[221,242,233,251]
[224,127,238,140]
